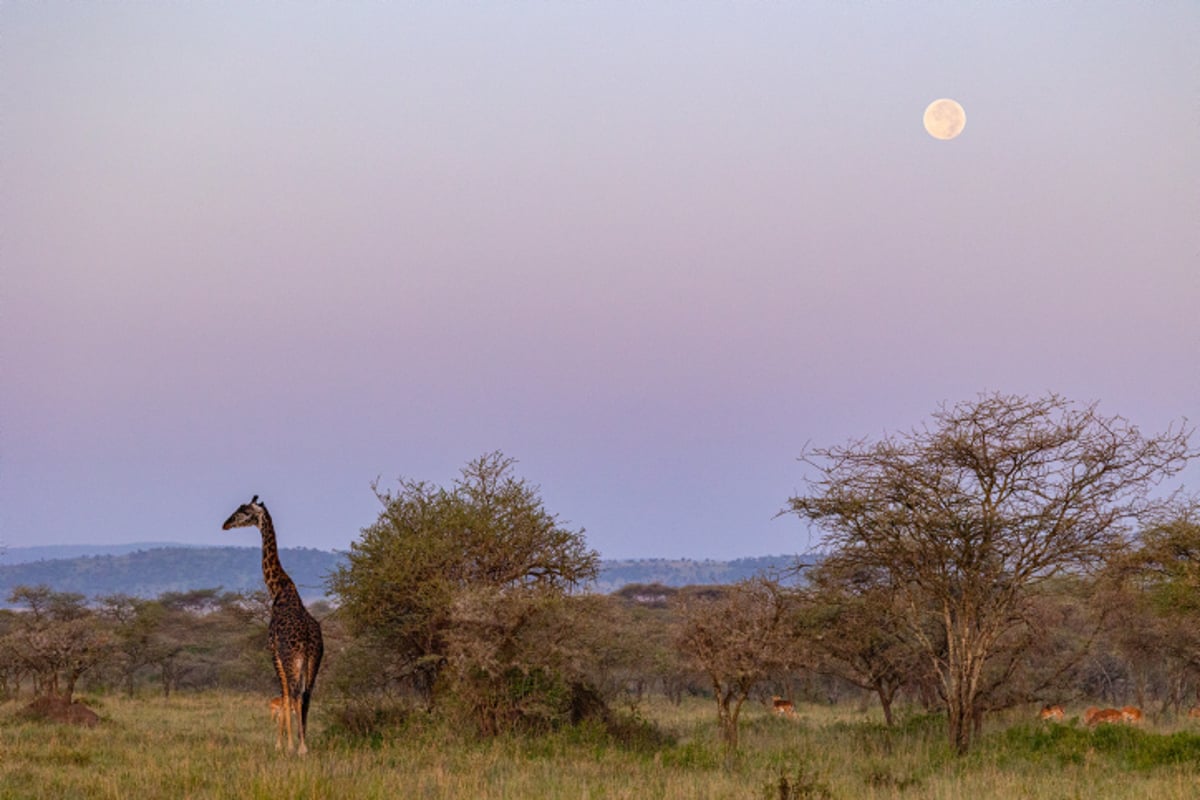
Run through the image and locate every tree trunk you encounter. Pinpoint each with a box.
[876,680,896,727]
[715,695,738,756]
[63,671,79,704]
[713,684,745,768]
[947,695,972,755]
[720,709,739,765]
[944,649,976,755]
[941,603,994,755]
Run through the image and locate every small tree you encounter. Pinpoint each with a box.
[1106,504,1200,712]
[785,393,1192,753]
[328,452,599,715]
[0,609,23,699]
[98,594,165,696]
[6,586,113,702]
[675,578,797,763]
[442,588,616,734]
[797,560,925,726]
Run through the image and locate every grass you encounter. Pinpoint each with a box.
[3,694,1200,799]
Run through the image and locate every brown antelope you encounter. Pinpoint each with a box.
[1187,706,1200,720]
[1038,704,1066,722]
[1085,707,1125,726]
[1120,705,1144,724]
[772,696,796,717]
[269,695,295,750]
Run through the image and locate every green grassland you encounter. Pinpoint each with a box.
[4,694,1200,799]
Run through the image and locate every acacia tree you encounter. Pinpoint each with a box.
[98,594,164,696]
[1105,505,1200,712]
[797,560,927,726]
[675,578,798,763]
[442,589,621,734]
[785,393,1192,753]
[5,586,113,702]
[328,452,599,714]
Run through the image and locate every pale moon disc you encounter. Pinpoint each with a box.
[923,98,966,140]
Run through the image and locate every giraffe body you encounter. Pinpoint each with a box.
[224,496,323,754]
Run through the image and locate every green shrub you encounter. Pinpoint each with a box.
[996,721,1200,771]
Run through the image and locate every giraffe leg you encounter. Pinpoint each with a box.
[272,696,284,750]
[295,695,307,755]
[282,684,295,753]
[275,656,295,754]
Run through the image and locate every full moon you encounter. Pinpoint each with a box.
[923,98,966,140]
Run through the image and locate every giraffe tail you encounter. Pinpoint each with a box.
[298,651,322,732]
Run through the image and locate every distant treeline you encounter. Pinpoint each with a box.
[0,546,810,604]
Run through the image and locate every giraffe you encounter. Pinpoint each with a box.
[223,496,323,754]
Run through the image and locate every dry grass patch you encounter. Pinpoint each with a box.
[3,694,1200,799]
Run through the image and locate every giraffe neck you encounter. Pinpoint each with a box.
[257,507,295,600]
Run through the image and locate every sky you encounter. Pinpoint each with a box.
[2,3,1197,560]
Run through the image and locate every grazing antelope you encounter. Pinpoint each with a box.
[1188,706,1200,720]
[1120,705,1144,724]
[1038,704,1066,722]
[1085,707,1125,726]
[772,696,796,717]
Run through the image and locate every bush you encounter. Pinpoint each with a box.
[997,722,1200,771]
[766,764,834,800]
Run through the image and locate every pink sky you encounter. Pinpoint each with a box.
[2,3,1197,559]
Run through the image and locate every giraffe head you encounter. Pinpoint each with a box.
[223,495,266,530]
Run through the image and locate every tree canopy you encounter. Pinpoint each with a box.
[327,452,599,709]
[785,392,1193,753]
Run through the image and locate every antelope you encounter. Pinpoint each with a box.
[1085,707,1125,726]
[1120,705,1144,724]
[1038,704,1066,722]
[270,696,285,724]
[772,696,796,717]
[1187,706,1200,720]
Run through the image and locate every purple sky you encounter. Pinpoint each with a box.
[3,3,1197,559]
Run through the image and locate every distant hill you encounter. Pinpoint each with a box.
[0,542,195,565]
[590,555,807,594]
[0,545,812,605]
[0,546,338,605]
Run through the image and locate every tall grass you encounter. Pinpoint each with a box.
[3,694,1200,799]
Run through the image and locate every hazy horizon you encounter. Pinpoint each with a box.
[3,3,1197,560]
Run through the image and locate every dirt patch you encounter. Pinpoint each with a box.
[22,695,101,727]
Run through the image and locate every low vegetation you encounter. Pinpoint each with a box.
[5,694,1200,799]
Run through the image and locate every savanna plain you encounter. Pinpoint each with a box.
[5,693,1200,800]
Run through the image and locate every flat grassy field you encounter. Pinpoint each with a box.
[3,693,1200,799]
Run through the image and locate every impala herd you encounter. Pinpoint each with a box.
[1037,703,1200,726]
[761,698,1199,727]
